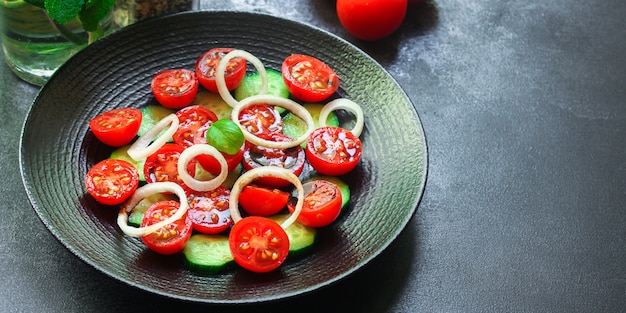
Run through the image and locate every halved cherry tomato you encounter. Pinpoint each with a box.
[242,133,306,188]
[239,104,283,135]
[239,185,290,217]
[281,54,339,103]
[229,216,290,273]
[172,105,219,148]
[144,143,196,192]
[336,0,408,41]
[89,108,142,147]
[187,186,232,234]
[196,146,244,175]
[287,180,342,228]
[195,47,247,93]
[305,126,362,176]
[85,158,139,205]
[140,200,193,255]
[237,103,283,135]
[151,69,199,109]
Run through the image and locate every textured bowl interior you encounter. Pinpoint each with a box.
[19,11,427,303]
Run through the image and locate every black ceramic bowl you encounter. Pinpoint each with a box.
[20,11,427,303]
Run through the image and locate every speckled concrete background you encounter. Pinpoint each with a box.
[1,0,625,312]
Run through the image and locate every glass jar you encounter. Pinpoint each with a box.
[0,0,117,86]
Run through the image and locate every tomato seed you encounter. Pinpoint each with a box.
[309,81,324,90]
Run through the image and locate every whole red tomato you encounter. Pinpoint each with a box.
[336,0,408,40]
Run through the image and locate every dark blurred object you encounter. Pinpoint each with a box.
[114,0,196,27]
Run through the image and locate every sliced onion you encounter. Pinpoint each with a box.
[319,98,365,137]
[127,114,179,161]
[231,94,315,149]
[216,49,268,108]
[177,144,228,191]
[117,182,188,238]
[229,166,303,230]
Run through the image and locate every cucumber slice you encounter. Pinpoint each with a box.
[126,193,177,227]
[268,214,316,257]
[183,234,234,274]
[138,104,175,137]
[282,103,339,147]
[220,163,243,189]
[109,144,146,182]
[194,162,243,189]
[192,91,232,120]
[234,69,290,101]
[305,175,350,209]
[235,69,290,114]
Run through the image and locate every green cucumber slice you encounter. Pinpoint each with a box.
[183,234,234,274]
[109,144,146,182]
[137,104,175,137]
[194,163,243,189]
[126,193,177,227]
[268,214,316,257]
[282,103,339,147]
[192,91,232,120]
[235,69,290,114]
[234,68,290,101]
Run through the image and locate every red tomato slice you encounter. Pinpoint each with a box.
[239,185,290,217]
[151,68,199,109]
[287,180,342,228]
[237,103,283,135]
[281,54,339,103]
[85,158,139,205]
[229,216,290,273]
[186,186,232,234]
[242,133,306,188]
[196,146,244,175]
[144,143,196,192]
[89,108,142,147]
[172,105,219,148]
[140,200,193,255]
[305,126,362,176]
[195,47,247,93]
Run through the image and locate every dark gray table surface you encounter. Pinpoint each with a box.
[2,0,625,312]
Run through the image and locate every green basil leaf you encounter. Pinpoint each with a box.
[206,119,245,155]
[44,0,84,23]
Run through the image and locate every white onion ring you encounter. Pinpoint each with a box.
[177,144,228,191]
[231,94,315,149]
[127,114,179,161]
[319,98,365,137]
[229,167,304,230]
[117,182,189,238]
[216,49,268,108]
